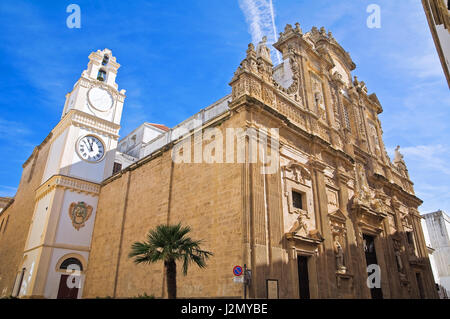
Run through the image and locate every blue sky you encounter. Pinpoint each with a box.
[0,0,448,214]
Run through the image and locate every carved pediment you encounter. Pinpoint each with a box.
[350,198,387,235]
[282,161,311,184]
[289,215,309,237]
[286,229,324,256]
[329,209,346,224]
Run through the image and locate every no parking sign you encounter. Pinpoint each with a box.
[233,265,243,277]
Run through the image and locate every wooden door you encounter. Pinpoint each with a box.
[57,274,79,299]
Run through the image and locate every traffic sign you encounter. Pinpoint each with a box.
[233,265,243,276]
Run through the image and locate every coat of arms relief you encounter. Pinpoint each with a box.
[69,201,93,231]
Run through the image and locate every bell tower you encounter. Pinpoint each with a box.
[13,49,125,299]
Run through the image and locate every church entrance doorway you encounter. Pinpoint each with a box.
[56,257,83,299]
[57,274,79,299]
[297,255,310,299]
[363,234,383,299]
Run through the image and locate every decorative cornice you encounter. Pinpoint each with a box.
[53,109,120,141]
[307,157,327,172]
[35,174,101,201]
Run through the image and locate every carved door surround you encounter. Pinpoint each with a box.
[282,160,322,245]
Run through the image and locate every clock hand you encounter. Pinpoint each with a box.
[83,140,90,151]
[87,139,94,152]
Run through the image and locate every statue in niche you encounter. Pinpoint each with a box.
[334,237,346,273]
[395,249,404,273]
[351,164,373,207]
[393,240,406,279]
[357,164,370,193]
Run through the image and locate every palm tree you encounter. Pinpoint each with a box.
[128,223,213,299]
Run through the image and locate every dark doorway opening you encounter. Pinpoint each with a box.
[297,255,310,299]
[416,272,425,299]
[57,274,79,299]
[363,234,383,299]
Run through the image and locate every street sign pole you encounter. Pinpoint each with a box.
[244,264,247,299]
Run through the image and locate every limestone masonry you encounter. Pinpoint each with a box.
[0,23,439,299]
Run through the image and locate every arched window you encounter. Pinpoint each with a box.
[59,257,83,271]
[102,54,109,66]
[97,69,106,82]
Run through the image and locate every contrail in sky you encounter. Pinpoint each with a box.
[238,0,282,64]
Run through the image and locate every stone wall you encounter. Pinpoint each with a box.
[0,135,52,297]
[84,114,245,298]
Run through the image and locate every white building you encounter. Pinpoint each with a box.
[422,0,450,88]
[422,210,450,298]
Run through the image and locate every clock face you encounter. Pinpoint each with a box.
[77,135,105,162]
[88,87,113,112]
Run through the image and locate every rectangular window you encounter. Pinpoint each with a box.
[343,105,351,129]
[406,231,414,245]
[292,191,303,210]
[113,162,122,175]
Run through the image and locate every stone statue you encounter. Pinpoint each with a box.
[395,249,404,273]
[256,36,271,62]
[334,238,346,273]
[394,145,404,164]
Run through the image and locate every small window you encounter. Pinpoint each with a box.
[113,162,122,175]
[60,258,83,271]
[97,69,106,82]
[292,191,303,210]
[406,232,414,245]
[343,105,351,129]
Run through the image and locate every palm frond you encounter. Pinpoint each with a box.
[129,223,213,275]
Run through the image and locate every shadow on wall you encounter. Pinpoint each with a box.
[245,230,439,299]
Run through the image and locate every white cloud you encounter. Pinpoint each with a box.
[387,144,450,175]
[387,144,450,213]
[238,0,281,64]
[0,118,31,140]
[0,185,17,197]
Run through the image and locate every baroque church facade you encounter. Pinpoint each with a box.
[0,23,439,299]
